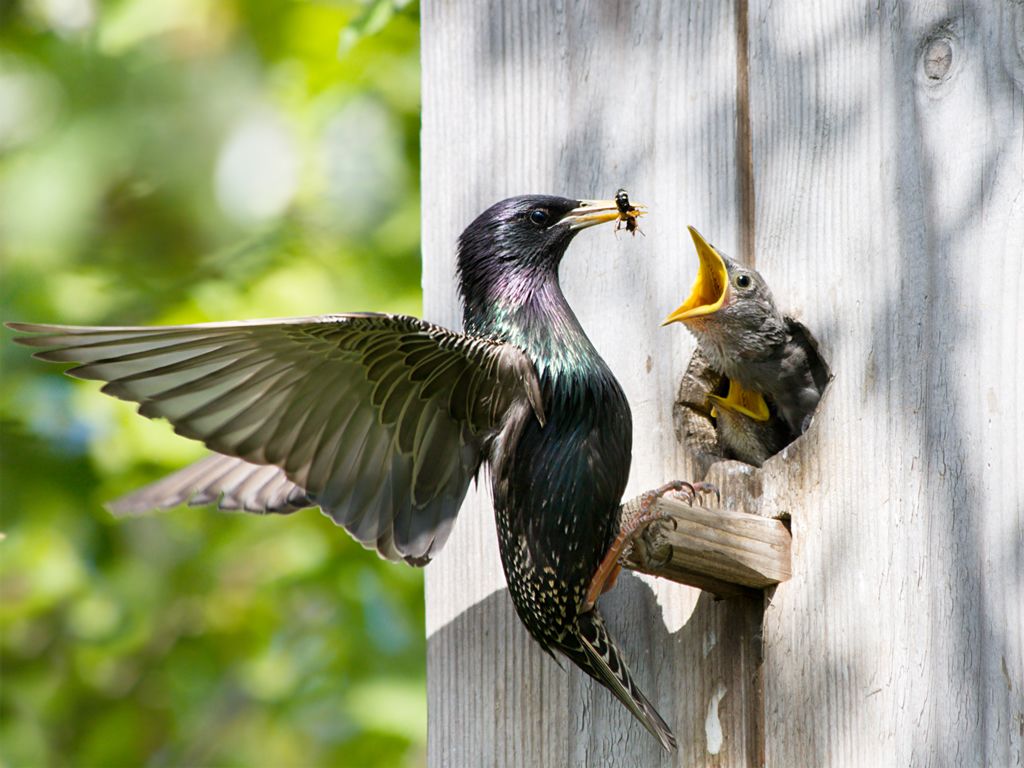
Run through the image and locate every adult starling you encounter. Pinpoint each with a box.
[663,226,825,435]
[708,379,791,467]
[9,195,677,751]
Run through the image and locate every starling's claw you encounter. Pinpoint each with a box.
[666,487,694,505]
[689,481,720,507]
[641,480,695,511]
[581,479,700,612]
[640,523,675,570]
[666,481,719,507]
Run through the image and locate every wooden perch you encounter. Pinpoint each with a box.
[617,494,792,599]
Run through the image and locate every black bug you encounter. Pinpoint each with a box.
[614,188,643,236]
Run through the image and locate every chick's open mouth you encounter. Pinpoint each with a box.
[663,226,728,324]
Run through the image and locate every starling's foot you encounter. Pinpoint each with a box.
[668,481,720,507]
[582,480,700,612]
[640,479,695,512]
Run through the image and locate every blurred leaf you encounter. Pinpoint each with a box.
[0,1,426,765]
[346,678,427,740]
[338,0,416,58]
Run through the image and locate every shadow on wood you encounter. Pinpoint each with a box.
[427,577,766,765]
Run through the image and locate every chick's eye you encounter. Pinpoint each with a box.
[735,273,752,289]
[529,209,549,226]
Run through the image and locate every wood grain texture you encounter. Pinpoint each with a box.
[619,495,792,594]
[424,0,1023,765]
[421,1,762,766]
[746,1,1024,766]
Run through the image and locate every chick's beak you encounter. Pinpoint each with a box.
[707,380,770,422]
[663,226,729,325]
[560,199,647,230]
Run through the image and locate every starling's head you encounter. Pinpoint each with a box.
[457,195,636,312]
[662,227,785,358]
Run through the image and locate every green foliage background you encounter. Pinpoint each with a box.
[0,1,426,765]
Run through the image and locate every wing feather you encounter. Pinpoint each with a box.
[107,454,312,517]
[10,315,541,563]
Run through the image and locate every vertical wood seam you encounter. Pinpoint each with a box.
[734,7,766,766]
[735,0,756,267]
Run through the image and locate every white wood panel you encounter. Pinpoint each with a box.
[421,1,760,765]
[747,1,1024,766]
[424,0,1023,765]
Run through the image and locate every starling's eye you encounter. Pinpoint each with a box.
[734,273,752,289]
[529,209,549,227]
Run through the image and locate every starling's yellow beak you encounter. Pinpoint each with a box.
[663,226,728,324]
[708,379,770,422]
[561,199,647,230]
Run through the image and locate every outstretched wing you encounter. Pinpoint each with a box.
[107,453,313,516]
[9,314,544,563]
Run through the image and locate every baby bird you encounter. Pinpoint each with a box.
[664,227,825,435]
[708,379,791,467]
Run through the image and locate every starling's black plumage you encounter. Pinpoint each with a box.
[9,194,675,750]
[460,197,674,750]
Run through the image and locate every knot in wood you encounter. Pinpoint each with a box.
[923,37,953,80]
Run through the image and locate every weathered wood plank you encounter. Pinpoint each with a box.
[747,1,1024,766]
[425,0,1023,765]
[421,1,762,766]
[618,495,791,595]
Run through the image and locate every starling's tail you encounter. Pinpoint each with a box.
[574,609,678,752]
